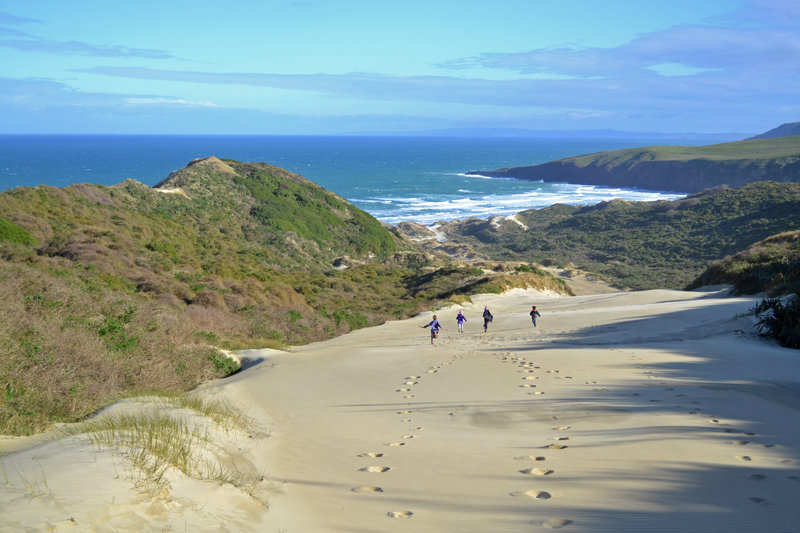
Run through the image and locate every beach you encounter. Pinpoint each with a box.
[2,286,800,532]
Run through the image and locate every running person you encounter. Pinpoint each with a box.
[422,314,443,344]
[530,305,541,327]
[456,310,467,333]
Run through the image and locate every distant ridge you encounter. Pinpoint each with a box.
[468,135,800,193]
[747,121,800,140]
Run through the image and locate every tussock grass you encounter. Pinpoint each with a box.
[74,396,263,496]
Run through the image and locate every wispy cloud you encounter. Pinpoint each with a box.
[437,24,800,77]
[0,10,42,26]
[75,64,799,113]
[0,9,175,59]
[0,36,176,59]
[125,97,218,107]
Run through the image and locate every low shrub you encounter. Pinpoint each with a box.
[752,294,800,349]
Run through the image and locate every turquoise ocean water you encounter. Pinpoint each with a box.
[0,135,706,224]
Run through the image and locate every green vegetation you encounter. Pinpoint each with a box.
[567,136,800,166]
[441,182,800,291]
[0,157,566,435]
[479,136,800,193]
[0,217,37,246]
[752,294,800,349]
[688,231,800,296]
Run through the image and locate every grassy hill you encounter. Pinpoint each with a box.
[470,136,800,193]
[439,181,800,291]
[687,230,800,296]
[0,157,567,435]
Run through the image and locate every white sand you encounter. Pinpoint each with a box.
[2,287,800,532]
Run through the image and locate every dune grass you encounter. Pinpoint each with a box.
[74,395,264,497]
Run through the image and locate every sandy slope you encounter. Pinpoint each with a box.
[2,288,800,532]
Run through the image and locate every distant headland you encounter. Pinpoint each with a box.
[467,122,800,193]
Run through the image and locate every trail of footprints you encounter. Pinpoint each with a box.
[352,351,472,520]
[352,345,797,524]
[501,352,573,529]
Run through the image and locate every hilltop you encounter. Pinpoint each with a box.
[748,121,800,140]
[0,157,567,434]
[468,135,800,193]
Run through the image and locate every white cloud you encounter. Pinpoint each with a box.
[125,97,218,107]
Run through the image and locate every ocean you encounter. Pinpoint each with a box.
[0,134,699,224]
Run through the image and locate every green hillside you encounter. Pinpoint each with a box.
[472,136,800,193]
[0,157,566,435]
[687,230,800,296]
[566,136,800,165]
[439,181,800,291]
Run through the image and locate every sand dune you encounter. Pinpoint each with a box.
[2,288,800,532]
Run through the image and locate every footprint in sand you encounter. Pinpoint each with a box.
[406,376,420,379]
[352,486,384,493]
[404,395,415,398]
[520,468,554,476]
[397,410,412,415]
[361,466,391,473]
[748,497,768,505]
[735,455,752,461]
[730,440,749,446]
[522,376,538,380]
[520,384,537,388]
[553,436,570,441]
[529,391,545,395]
[404,381,418,385]
[552,426,570,431]
[540,518,573,529]
[511,489,552,500]
[546,444,567,450]
[359,452,384,458]
[515,455,546,461]
[402,435,418,439]
[387,511,413,518]
[396,388,411,392]
[749,474,767,481]
[386,442,406,447]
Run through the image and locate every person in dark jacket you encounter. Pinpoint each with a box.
[530,305,541,327]
[482,307,493,333]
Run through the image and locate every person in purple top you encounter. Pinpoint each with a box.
[456,310,467,333]
[422,314,443,344]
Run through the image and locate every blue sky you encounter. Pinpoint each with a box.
[1,0,798,135]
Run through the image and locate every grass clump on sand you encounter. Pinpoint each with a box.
[752,294,800,349]
[75,395,264,497]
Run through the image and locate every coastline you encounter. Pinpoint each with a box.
[3,285,799,531]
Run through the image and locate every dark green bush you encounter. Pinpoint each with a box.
[752,294,800,349]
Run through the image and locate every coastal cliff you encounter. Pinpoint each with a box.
[469,136,800,193]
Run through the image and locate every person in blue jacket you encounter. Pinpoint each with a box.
[422,314,443,344]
